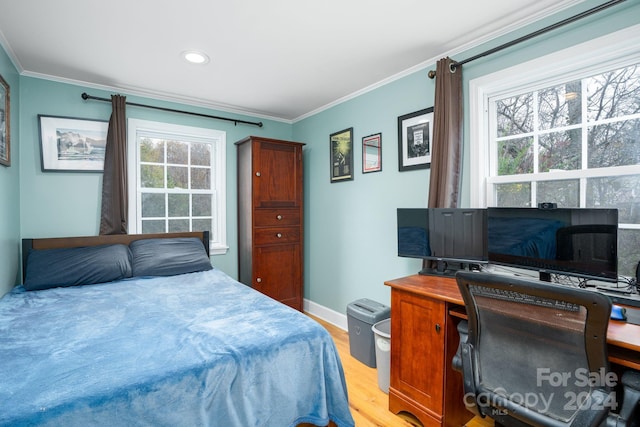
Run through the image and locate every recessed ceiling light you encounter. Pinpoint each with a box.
[182,50,210,65]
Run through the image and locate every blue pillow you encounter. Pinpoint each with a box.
[130,237,212,277]
[24,244,133,291]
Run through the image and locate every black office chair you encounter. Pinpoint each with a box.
[453,271,640,427]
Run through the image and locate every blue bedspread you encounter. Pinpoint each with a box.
[0,269,354,427]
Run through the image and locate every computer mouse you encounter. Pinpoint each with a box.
[611,305,627,321]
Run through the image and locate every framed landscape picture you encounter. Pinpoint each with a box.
[397,107,433,171]
[38,115,109,172]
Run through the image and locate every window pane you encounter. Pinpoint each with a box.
[586,175,640,224]
[192,194,212,216]
[167,140,188,165]
[618,228,640,277]
[497,137,533,175]
[141,193,165,217]
[191,143,211,166]
[193,218,212,236]
[539,130,581,172]
[167,166,188,189]
[588,119,640,168]
[168,193,189,217]
[587,64,640,121]
[140,138,164,163]
[141,164,165,188]
[538,80,582,130]
[496,94,533,137]
[142,219,165,233]
[537,180,579,208]
[191,168,211,190]
[168,219,189,232]
[132,119,225,252]
[496,182,531,207]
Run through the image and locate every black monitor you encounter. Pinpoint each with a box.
[397,208,487,276]
[487,207,618,282]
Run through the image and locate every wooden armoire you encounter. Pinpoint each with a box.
[236,136,305,311]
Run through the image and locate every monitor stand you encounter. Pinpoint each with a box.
[419,260,459,277]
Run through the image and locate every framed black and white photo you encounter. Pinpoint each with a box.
[397,107,433,171]
[362,132,382,173]
[330,127,354,182]
[38,115,109,172]
[0,73,9,167]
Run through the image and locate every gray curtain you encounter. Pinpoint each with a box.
[423,58,463,272]
[428,57,463,209]
[99,94,127,235]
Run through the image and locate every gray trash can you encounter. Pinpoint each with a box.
[372,318,391,393]
[346,299,390,367]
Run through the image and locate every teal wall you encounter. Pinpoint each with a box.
[18,77,292,281]
[292,0,640,314]
[293,71,433,311]
[2,0,639,312]
[0,41,20,297]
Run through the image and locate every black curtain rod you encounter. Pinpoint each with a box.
[81,92,264,127]
[427,0,626,79]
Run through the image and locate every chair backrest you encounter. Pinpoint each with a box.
[456,271,613,425]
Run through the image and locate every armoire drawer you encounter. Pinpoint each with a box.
[254,227,301,245]
[254,209,301,227]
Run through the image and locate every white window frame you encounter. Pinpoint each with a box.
[127,118,228,255]
[470,23,640,212]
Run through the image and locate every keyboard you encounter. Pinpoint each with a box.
[470,285,581,312]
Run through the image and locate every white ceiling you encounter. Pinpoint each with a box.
[0,0,585,122]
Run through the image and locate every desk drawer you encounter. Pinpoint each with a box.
[254,227,301,245]
[254,209,300,227]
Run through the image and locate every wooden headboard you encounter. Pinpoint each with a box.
[21,231,210,281]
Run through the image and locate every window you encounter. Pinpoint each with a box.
[127,119,227,254]
[470,25,640,277]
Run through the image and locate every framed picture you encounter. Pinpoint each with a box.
[38,115,109,172]
[362,133,382,173]
[397,107,433,171]
[330,127,354,183]
[0,74,9,167]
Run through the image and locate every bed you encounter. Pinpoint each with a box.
[0,232,354,427]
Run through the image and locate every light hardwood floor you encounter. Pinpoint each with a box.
[309,315,493,427]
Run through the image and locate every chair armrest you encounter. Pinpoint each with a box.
[452,320,468,373]
[452,320,483,417]
[608,370,640,426]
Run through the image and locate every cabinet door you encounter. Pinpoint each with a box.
[253,243,302,310]
[391,289,446,417]
[253,141,303,209]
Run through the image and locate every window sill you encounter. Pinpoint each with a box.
[209,244,229,256]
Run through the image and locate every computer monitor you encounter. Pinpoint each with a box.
[397,208,487,276]
[487,207,618,282]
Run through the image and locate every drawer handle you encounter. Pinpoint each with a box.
[276,215,283,220]
[255,172,261,177]
[256,277,262,283]
[276,233,283,238]
[435,323,441,333]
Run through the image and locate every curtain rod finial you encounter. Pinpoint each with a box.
[81,92,89,100]
[428,70,436,79]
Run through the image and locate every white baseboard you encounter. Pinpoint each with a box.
[303,298,348,331]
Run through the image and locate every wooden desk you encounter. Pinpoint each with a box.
[385,274,640,427]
